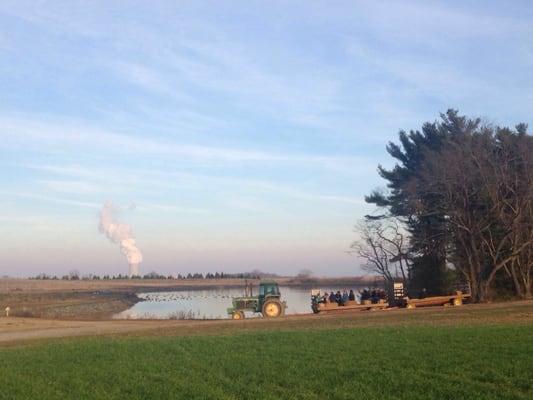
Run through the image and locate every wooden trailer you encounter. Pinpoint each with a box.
[311,299,389,314]
[404,291,470,309]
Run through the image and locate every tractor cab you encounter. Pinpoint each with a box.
[259,280,279,296]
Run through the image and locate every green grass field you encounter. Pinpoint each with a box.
[1,324,532,400]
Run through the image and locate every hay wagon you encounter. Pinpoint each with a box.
[404,291,470,309]
[310,289,388,314]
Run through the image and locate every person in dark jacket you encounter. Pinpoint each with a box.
[348,289,355,301]
[341,290,349,305]
[370,289,378,304]
[329,291,336,303]
[335,291,342,305]
[360,289,370,302]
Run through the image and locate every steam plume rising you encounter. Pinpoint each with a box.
[99,201,143,277]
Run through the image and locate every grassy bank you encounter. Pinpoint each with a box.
[1,323,532,399]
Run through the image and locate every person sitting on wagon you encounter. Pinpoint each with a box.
[360,289,370,302]
[329,291,336,303]
[342,290,349,305]
[371,290,380,304]
[348,289,355,301]
[322,292,329,303]
[335,291,342,305]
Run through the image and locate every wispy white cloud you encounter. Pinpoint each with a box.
[39,180,101,195]
[1,114,371,168]
[0,215,60,232]
[106,61,174,96]
[17,161,367,209]
[0,191,100,209]
[0,215,53,224]
[20,164,100,179]
[0,114,282,161]
[136,203,209,215]
[0,3,347,131]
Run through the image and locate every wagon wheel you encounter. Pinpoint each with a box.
[453,297,463,306]
[262,299,283,318]
[232,311,245,320]
[406,303,416,309]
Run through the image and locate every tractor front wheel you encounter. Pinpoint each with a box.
[232,311,245,320]
[262,300,284,318]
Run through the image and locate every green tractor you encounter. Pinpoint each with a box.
[227,280,286,320]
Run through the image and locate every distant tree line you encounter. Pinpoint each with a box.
[353,110,532,302]
[30,270,280,281]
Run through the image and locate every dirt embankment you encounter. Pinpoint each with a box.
[0,290,139,319]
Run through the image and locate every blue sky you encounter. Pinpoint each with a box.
[0,1,532,277]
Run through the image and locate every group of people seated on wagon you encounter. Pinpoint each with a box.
[322,289,355,305]
[316,288,387,306]
[359,288,387,304]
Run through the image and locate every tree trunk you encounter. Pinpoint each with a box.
[476,281,491,303]
[525,284,532,300]
[509,264,525,299]
[469,274,482,302]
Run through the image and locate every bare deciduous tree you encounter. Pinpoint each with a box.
[351,217,411,290]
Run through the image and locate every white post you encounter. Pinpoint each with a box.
[5,306,10,317]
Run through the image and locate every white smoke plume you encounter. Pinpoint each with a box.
[99,201,143,277]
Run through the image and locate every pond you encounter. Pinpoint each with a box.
[114,285,368,320]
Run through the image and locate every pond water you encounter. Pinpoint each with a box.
[114,285,367,320]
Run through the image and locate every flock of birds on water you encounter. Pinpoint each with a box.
[140,292,235,302]
[119,291,245,320]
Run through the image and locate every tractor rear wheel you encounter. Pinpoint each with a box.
[262,299,283,318]
[232,311,245,320]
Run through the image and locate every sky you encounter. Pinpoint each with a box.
[0,1,532,277]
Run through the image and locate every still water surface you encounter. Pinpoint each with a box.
[115,285,366,319]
